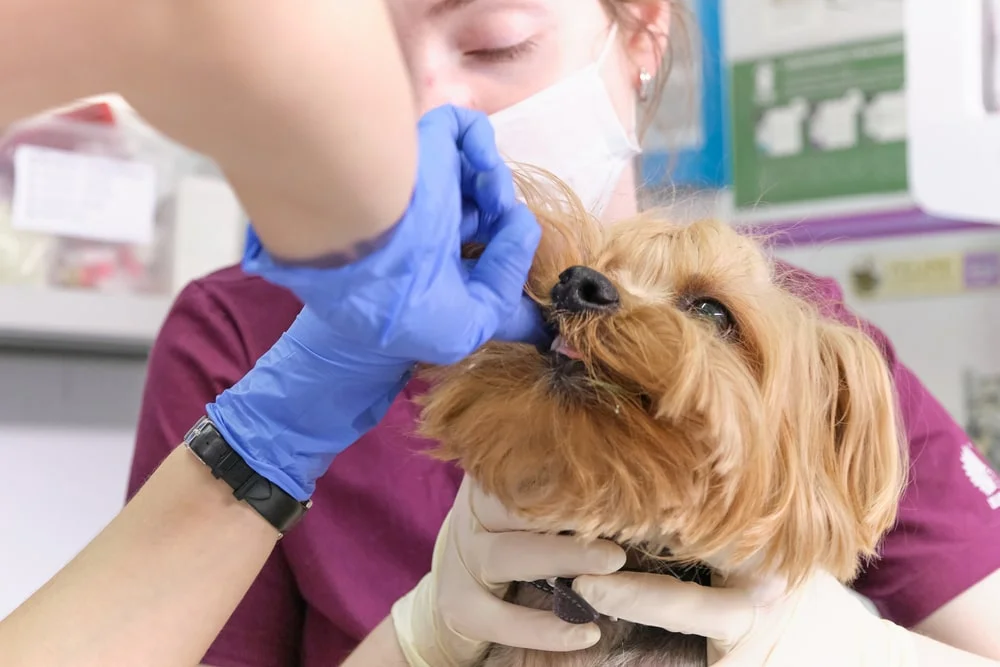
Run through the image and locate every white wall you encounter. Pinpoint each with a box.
[0,350,146,619]
[775,226,1000,425]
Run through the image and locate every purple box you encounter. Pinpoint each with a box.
[964,251,1000,289]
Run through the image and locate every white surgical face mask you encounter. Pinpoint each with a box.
[488,25,641,217]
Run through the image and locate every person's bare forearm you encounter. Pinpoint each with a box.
[344,616,410,667]
[0,447,278,667]
[1,0,418,263]
[0,0,124,124]
[913,632,1000,667]
[914,570,1000,660]
[120,1,418,263]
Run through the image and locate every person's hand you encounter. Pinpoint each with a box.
[572,568,918,666]
[243,103,547,364]
[205,305,414,501]
[204,105,545,501]
[391,477,625,666]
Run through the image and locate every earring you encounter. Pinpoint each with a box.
[638,67,653,103]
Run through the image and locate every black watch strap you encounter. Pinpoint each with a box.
[183,416,311,535]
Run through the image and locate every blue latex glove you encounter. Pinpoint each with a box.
[207,306,409,501]
[244,103,546,363]
[207,105,544,501]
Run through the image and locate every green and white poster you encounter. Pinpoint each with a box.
[730,36,907,209]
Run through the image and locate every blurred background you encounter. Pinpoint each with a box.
[2,0,999,619]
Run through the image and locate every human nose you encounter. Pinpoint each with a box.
[411,64,477,114]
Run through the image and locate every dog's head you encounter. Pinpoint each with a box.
[418,171,906,585]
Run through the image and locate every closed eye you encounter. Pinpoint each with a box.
[467,40,538,63]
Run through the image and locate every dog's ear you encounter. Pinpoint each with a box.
[764,314,906,585]
[814,320,907,579]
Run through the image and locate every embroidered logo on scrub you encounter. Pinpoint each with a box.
[961,444,1000,510]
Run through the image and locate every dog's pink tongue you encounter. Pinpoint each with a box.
[551,335,582,360]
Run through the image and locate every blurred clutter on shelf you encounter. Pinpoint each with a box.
[0,97,246,351]
[0,98,245,298]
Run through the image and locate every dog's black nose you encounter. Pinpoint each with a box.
[551,266,619,313]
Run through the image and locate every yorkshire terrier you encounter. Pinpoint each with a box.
[417,172,907,667]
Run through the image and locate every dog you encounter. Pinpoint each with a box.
[417,171,907,667]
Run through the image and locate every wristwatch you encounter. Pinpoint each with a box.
[183,416,311,535]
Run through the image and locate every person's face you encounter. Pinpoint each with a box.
[385,0,646,131]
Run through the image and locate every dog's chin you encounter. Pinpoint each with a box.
[541,333,644,409]
[419,340,694,547]
[545,348,591,396]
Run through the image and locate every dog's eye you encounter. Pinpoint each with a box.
[688,297,734,334]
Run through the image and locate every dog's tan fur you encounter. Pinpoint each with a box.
[417,171,907,666]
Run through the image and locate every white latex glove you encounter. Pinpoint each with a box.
[391,477,626,666]
[573,569,923,666]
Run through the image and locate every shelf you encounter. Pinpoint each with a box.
[0,285,171,354]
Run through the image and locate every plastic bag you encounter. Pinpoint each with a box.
[0,97,202,295]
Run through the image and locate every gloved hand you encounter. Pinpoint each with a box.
[205,104,545,501]
[206,305,411,501]
[243,103,547,364]
[572,569,922,666]
[391,477,625,666]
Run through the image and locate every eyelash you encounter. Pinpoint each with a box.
[467,40,537,63]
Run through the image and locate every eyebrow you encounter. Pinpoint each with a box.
[427,0,480,17]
